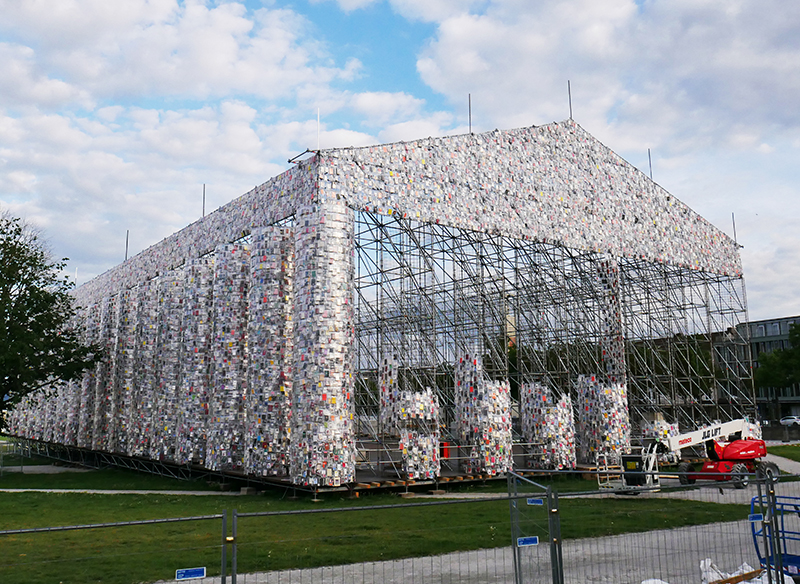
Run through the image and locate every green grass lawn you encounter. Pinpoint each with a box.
[768,444,800,462]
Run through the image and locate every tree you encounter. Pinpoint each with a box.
[755,324,800,390]
[0,213,102,424]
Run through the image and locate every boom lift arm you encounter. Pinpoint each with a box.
[661,419,775,488]
[665,419,756,453]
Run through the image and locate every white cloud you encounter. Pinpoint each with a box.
[387,0,488,22]
[322,127,377,149]
[312,0,487,20]
[95,106,125,123]
[377,111,456,143]
[4,171,37,194]
[0,1,353,104]
[415,0,800,153]
[741,235,800,320]
[0,0,179,47]
[0,43,93,108]
[312,0,378,11]
[259,118,376,153]
[350,91,426,125]
[417,5,632,135]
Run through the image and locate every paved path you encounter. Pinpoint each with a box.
[765,452,800,475]
[0,488,243,495]
[0,464,242,495]
[2,454,798,500]
[0,464,91,474]
[409,454,800,506]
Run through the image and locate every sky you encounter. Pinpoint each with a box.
[0,0,798,321]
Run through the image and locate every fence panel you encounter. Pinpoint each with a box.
[229,497,516,584]
[4,473,800,584]
[554,472,786,584]
[0,514,226,584]
[217,547,515,584]
[217,475,790,584]
[508,472,559,584]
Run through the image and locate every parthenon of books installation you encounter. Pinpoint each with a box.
[4,119,755,485]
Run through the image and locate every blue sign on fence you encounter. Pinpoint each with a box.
[748,513,764,523]
[526,498,544,506]
[176,567,206,580]
[517,536,539,547]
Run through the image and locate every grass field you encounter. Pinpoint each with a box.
[768,444,800,462]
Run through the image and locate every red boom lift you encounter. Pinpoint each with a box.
[665,419,779,488]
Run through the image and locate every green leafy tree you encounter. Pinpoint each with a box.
[755,324,800,389]
[0,213,102,424]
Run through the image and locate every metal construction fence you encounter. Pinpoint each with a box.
[2,470,799,584]
[0,438,22,476]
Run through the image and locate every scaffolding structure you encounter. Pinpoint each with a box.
[2,119,756,485]
[352,210,754,468]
